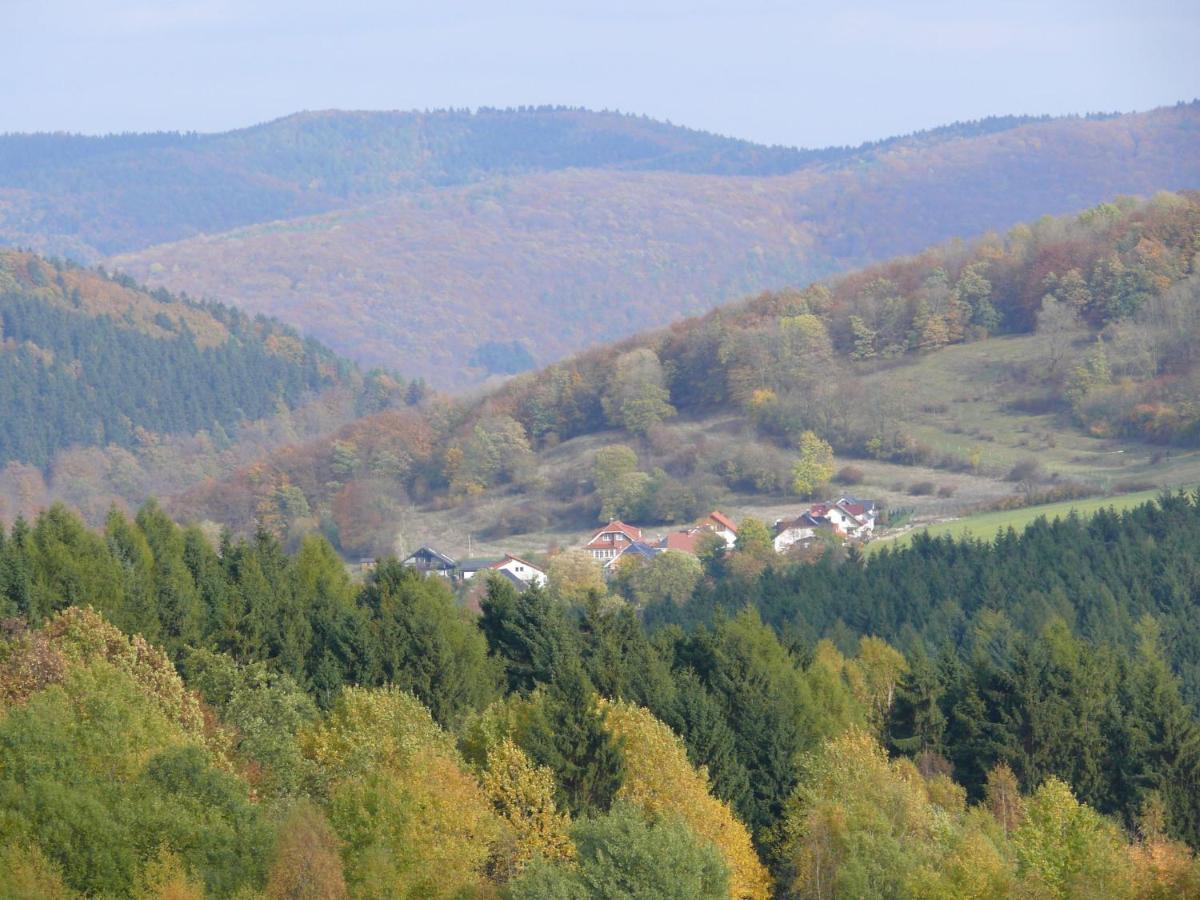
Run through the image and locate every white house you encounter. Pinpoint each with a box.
[773,512,824,553]
[700,510,739,548]
[489,554,547,588]
[774,498,878,551]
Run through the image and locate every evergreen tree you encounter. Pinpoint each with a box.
[520,662,626,817]
[480,579,578,693]
[887,645,946,756]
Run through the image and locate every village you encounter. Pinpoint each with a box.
[396,497,879,590]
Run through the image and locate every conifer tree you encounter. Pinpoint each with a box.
[520,662,626,817]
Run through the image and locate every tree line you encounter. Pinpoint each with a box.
[1,493,1199,895]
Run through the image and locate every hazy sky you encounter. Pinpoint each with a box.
[4,0,1198,147]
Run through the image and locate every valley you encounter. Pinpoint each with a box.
[2,88,1200,898]
[107,104,1200,386]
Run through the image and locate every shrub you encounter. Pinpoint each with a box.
[836,465,865,485]
[1007,458,1044,483]
[908,481,936,496]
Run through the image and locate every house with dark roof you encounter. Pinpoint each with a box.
[773,512,829,552]
[400,546,457,578]
[457,558,499,580]
[603,539,661,573]
[773,497,878,551]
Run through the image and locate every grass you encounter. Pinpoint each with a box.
[870,485,1197,553]
[859,335,1200,489]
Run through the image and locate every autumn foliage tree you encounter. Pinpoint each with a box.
[601,698,772,899]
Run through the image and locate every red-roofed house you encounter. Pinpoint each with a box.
[660,529,704,554]
[700,510,738,547]
[657,510,739,556]
[584,521,644,562]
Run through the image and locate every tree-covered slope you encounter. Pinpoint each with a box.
[2,497,1200,896]
[0,250,364,468]
[2,105,1011,260]
[109,103,1200,385]
[169,192,1200,556]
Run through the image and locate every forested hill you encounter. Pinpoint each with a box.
[109,102,1200,384]
[0,250,360,468]
[172,192,1200,556]
[0,106,1055,260]
[1,491,1199,895]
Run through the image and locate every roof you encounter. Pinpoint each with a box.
[839,496,877,509]
[495,568,531,590]
[623,540,660,559]
[458,557,501,571]
[585,520,643,546]
[775,513,823,534]
[706,510,738,533]
[402,546,456,568]
[606,540,660,568]
[661,530,703,554]
[489,554,545,573]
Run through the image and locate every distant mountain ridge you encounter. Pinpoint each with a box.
[1,105,1080,259]
[104,103,1200,386]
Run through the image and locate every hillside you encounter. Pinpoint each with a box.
[107,103,1200,385]
[4,493,1200,895]
[0,104,961,260]
[169,192,1200,557]
[0,250,418,524]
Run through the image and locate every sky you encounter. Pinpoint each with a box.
[3,0,1198,148]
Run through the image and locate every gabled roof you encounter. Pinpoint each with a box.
[705,510,738,533]
[775,512,823,534]
[458,557,501,572]
[402,546,456,568]
[660,529,703,554]
[489,554,545,574]
[585,520,643,546]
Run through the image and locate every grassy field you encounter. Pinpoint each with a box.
[870,484,1197,553]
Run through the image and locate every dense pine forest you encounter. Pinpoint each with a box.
[0,248,424,526]
[0,251,357,466]
[1,492,1199,896]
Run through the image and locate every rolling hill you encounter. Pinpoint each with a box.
[0,104,971,259]
[0,249,415,524]
[168,192,1200,558]
[103,103,1200,386]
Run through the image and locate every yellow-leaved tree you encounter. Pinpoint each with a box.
[1013,777,1135,898]
[478,738,576,880]
[776,729,1012,899]
[301,687,500,898]
[600,699,772,900]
